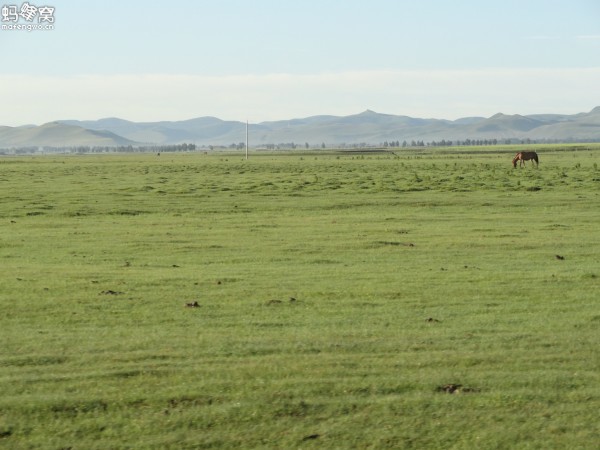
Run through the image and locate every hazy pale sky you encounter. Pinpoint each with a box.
[1,0,599,125]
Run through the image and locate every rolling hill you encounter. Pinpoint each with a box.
[0,122,140,148]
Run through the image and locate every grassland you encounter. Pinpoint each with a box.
[0,145,599,449]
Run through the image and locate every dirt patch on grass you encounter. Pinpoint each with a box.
[436,384,479,394]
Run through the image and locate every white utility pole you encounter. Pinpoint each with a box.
[245,120,249,160]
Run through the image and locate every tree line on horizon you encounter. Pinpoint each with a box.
[1,138,598,155]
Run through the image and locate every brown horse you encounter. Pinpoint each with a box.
[512,151,539,168]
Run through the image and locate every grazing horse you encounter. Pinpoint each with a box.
[512,151,539,168]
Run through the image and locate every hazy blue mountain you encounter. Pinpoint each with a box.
[525,106,600,140]
[460,113,545,137]
[452,117,486,125]
[2,107,599,149]
[0,122,139,148]
[59,116,248,145]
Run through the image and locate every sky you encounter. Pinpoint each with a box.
[1,0,599,126]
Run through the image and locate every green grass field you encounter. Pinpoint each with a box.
[1,146,599,449]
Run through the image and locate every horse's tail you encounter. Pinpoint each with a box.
[534,153,539,164]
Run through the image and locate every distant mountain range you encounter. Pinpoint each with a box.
[2,107,600,149]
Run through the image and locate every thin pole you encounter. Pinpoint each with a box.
[245,120,249,160]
